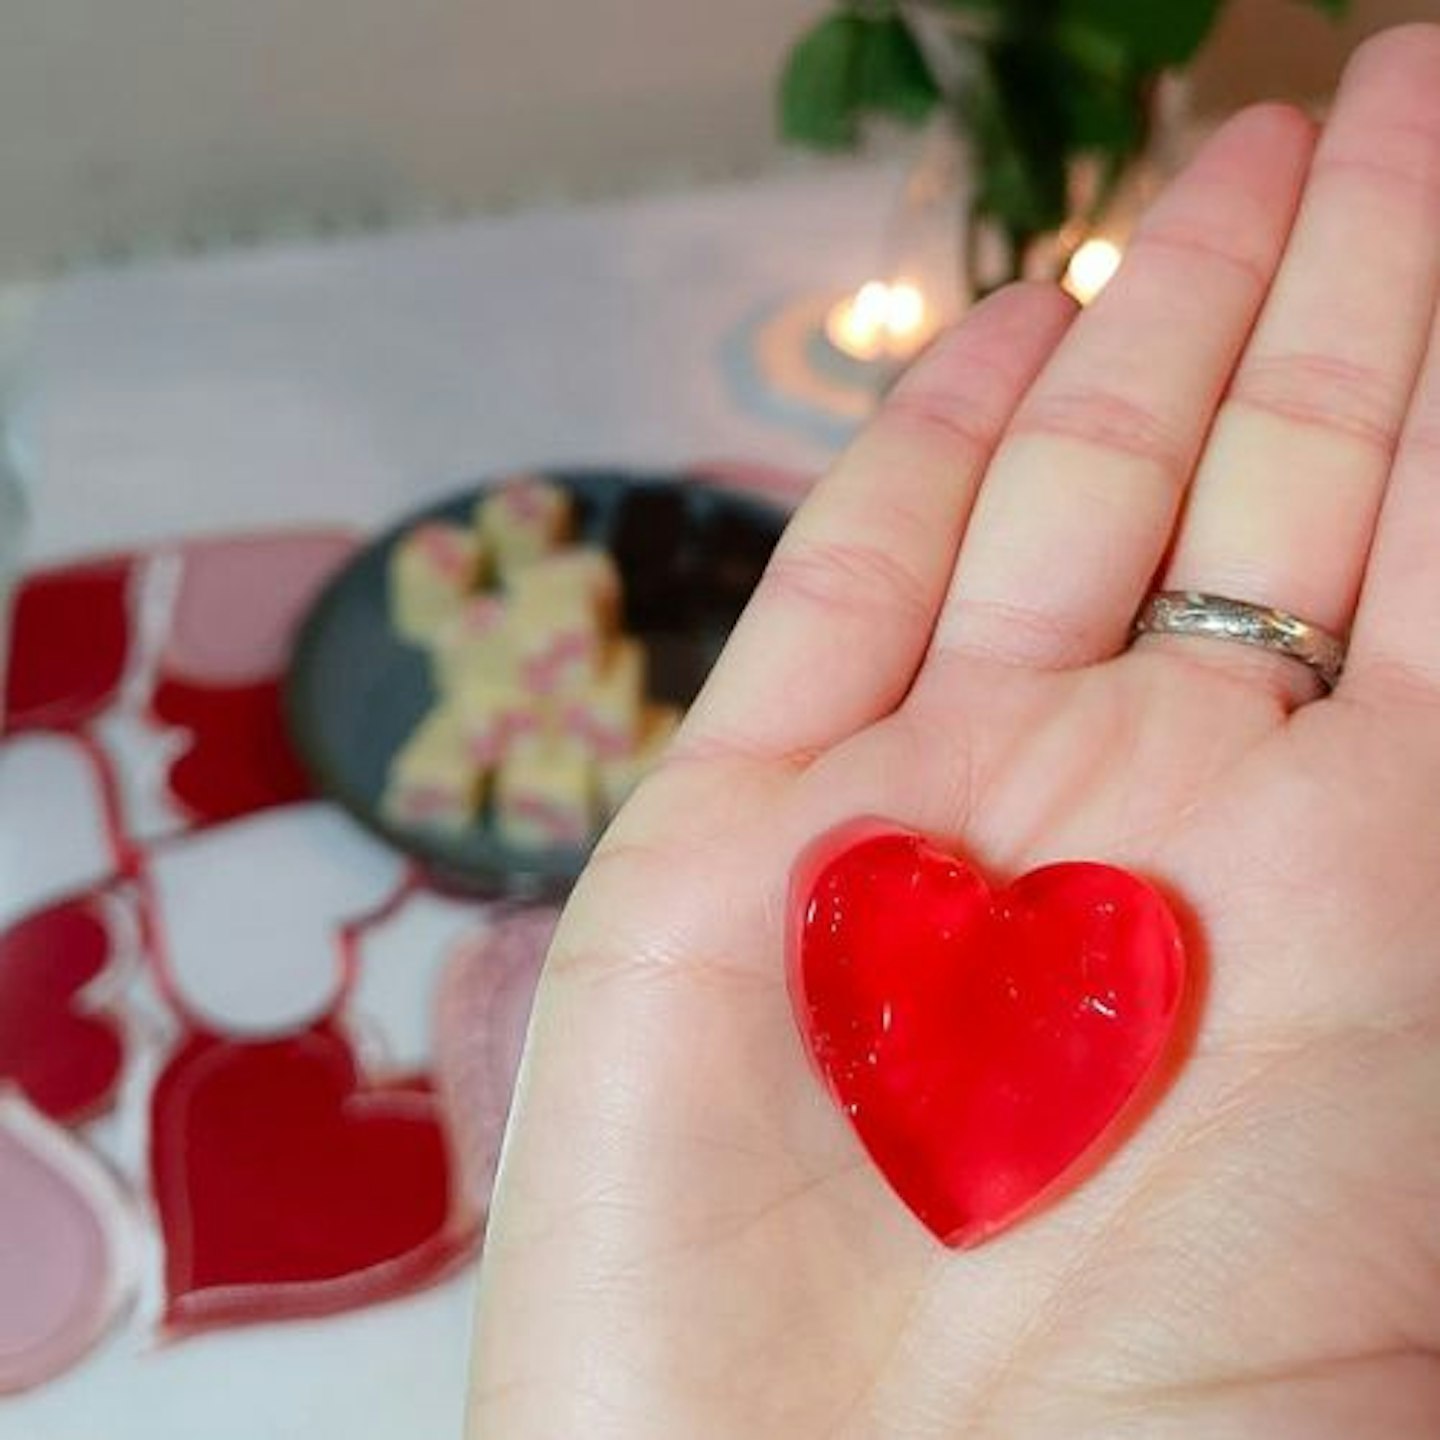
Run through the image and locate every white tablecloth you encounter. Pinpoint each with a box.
[14,161,904,564]
[2,161,892,1440]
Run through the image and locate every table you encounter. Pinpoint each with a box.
[0,160,889,1440]
[13,162,905,562]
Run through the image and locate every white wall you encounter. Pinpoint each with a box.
[0,0,818,277]
[1,0,1438,281]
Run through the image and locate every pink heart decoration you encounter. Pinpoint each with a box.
[0,899,124,1124]
[0,1095,138,1393]
[4,559,133,736]
[433,908,556,1216]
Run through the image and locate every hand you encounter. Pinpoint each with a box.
[470,28,1440,1438]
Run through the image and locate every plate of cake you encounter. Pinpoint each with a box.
[284,469,788,895]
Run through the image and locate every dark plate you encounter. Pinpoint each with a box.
[284,469,788,897]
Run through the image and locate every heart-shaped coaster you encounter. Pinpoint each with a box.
[434,907,556,1217]
[143,532,356,828]
[150,676,311,827]
[151,1022,476,1333]
[160,533,356,688]
[790,823,1187,1248]
[0,898,125,1124]
[3,558,134,737]
[0,1095,139,1394]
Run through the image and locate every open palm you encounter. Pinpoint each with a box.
[471,29,1440,1438]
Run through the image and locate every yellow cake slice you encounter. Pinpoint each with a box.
[508,584,606,695]
[389,522,487,645]
[494,730,595,850]
[452,666,540,767]
[475,476,572,577]
[430,593,517,694]
[507,546,622,634]
[561,637,647,757]
[382,706,488,831]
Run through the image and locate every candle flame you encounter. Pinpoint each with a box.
[825,280,932,363]
[1064,238,1123,305]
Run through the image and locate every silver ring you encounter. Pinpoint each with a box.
[1133,591,1346,692]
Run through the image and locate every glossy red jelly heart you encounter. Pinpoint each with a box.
[790,823,1186,1247]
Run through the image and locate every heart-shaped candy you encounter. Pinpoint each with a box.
[151,1023,475,1332]
[790,823,1186,1247]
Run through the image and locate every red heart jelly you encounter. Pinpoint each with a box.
[790,823,1187,1247]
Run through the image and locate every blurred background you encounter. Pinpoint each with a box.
[4,5,1440,1437]
[2,0,1438,282]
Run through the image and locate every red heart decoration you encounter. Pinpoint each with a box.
[151,1023,474,1332]
[3,559,133,737]
[790,823,1186,1248]
[0,899,124,1125]
[149,676,311,827]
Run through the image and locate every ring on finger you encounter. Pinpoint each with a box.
[1132,590,1346,692]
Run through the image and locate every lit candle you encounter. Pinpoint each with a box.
[824,280,934,364]
[1063,238,1123,305]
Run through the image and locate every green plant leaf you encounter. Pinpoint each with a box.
[1062,58,1148,161]
[931,0,1008,23]
[964,41,1071,239]
[779,13,867,151]
[1057,0,1226,65]
[856,16,942,125]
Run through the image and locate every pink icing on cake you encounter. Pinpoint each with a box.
[390,785,467,821]
[560,703,633,758]
[506,794,590,844]
[464,708,540,767]
[411,525,474,581]
[449,596,506,638]
[523,629,598,694]
[496,481,557,524]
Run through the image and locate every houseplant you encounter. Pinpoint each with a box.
[780,0,1351,299]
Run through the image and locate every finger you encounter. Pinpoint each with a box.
[679,283,1075,762]
[1345,287,1440,691]
[926,105,1315,675]
[1141,26,1440,697]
